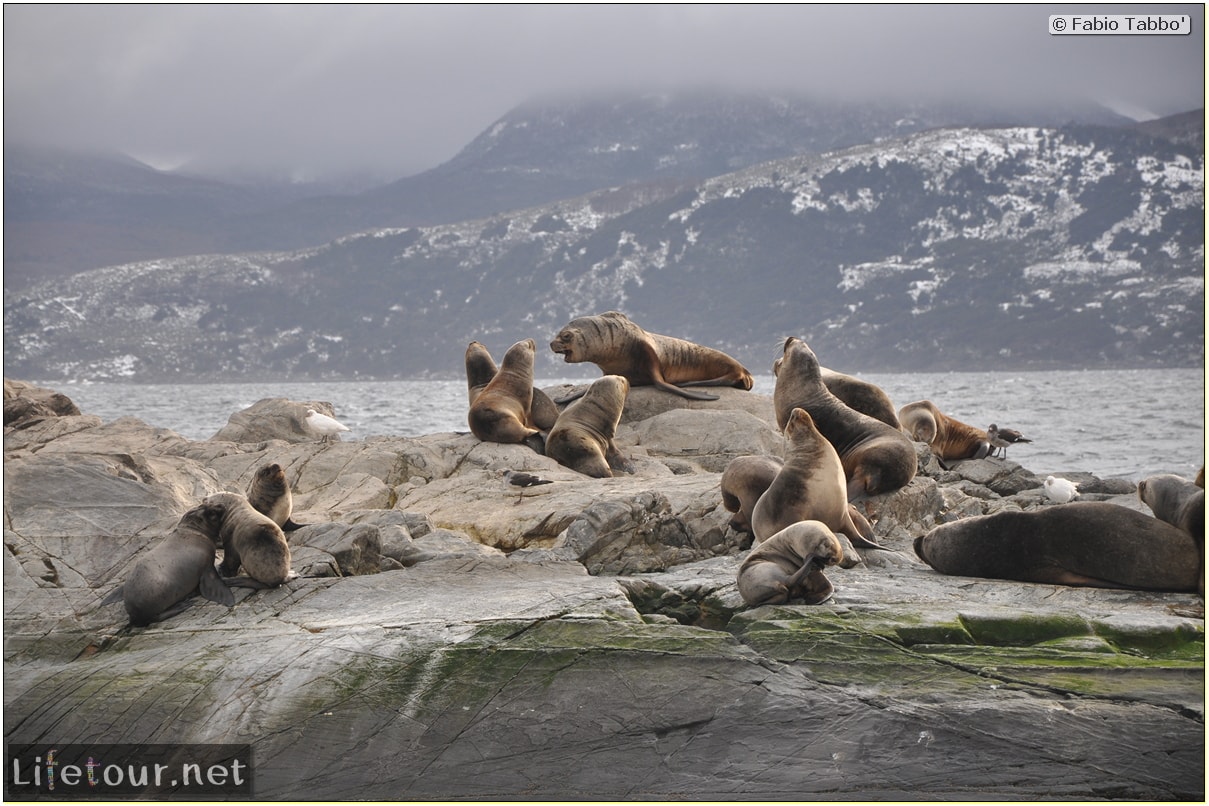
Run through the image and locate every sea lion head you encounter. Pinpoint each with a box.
[501,338,537,372]
[778,336,822,382]
[180,500,229,545]
[551,322,588,363]
[783,407,820,440]
[255,463,286,485]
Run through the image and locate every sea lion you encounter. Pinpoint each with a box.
[545,375,632,478]
[468,338,542,444]
[820,368,900,429]
[98,501,233,627]
[465,340,559,430]
[247,463,302,532]
[913,502,1201,592]
[898,400,991,462]
[550,311,753,401]
[737,520,845,607]
[720,455,783,534]
[751,407,883,560]
[203,492,293,588]
[772,337,916,499]
[1139,473,1205,542]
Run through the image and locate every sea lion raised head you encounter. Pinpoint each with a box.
[550,311,752,401]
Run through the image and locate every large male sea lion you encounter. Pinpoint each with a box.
[468,339,544,444]
[550,311,753,401]
[737,520,845,607]
[913,502,1201,592]
[546,375,632,478]
[751,407,881,559]
[465,340,559,430]
[99,501,233,626]
[720,455,783,534]
[247,463,302,532]
[898,400,991,463]
[203,492,293,588]
[820,368,900,429]
[772,337,916,499]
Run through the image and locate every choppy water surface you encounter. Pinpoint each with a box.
[57,369,1205,481]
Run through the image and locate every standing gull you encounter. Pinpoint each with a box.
[986,424,1031,459]
[501,469,554,504]
[305,408,350,441]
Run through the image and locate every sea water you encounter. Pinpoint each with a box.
[54,369,1205,482]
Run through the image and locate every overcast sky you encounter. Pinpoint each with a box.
[4,4,1204,181]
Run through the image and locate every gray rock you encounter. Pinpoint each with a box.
[3,381,1202,800]
[210,397,347,443]
[288,523,382,576]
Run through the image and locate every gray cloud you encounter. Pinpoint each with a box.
[4,4,1204,181]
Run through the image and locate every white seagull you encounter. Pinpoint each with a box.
[1043,475,1079,504]
[501,469,554,504]
[305,408,350,441]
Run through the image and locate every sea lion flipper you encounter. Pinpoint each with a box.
[199,566,235,607]
[552,388,588,405]
[842,506,885,551]
[281,518,304,532]
[99,585,124,607]
[653,378,720,400]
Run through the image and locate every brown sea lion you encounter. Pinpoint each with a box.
[465,340,559,430]
[550,311,753,401]
[751,408,883,562]
[1139,473,1205,595]
[737,520,845,607]
[247,463,302,532]
[468,339,542,444]
[203,492,293,588]
[898,400,991,462]
[546,375,632,478]
[772,337,916,499]
[820,368,900,429]
[720,455,783,534]
[465,340,498,405]
[914,502,1200,592]
[98,501,233,626]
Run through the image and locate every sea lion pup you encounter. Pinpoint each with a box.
[820,368,900,429]
[247,463,302,532]
[772,337,916,500]
[737,520,845,607]
[751,407,883,561]
[898,400,991,462]
[549,311,753,402]
[913,502,1201,592]
[99,501,233,627]
[465,340,559,430]
[545,375,632,478]
[468,338,543,444]
[721,455,783,534]
[203,492,293,589]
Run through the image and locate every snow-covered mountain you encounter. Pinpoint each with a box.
[4,91,1135,290]
[6,120,1203,381]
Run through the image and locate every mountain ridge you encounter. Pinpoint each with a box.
[6,119,1202,382]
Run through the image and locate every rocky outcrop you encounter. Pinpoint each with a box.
[3,380,1203,800]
